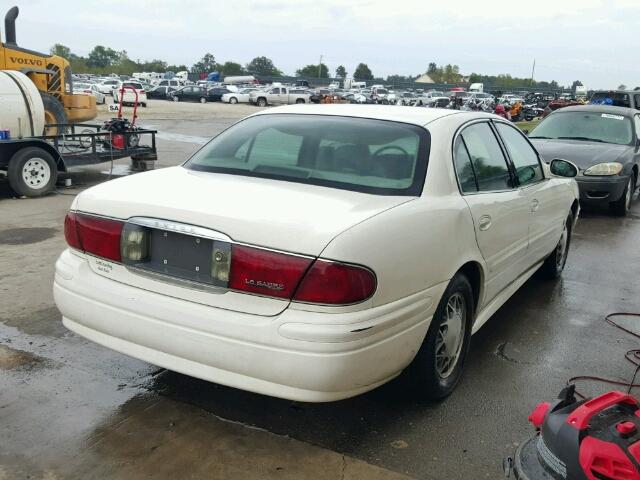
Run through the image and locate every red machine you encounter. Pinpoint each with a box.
[514,386,640,479]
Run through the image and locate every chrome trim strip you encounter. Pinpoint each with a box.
[127,217,232,242]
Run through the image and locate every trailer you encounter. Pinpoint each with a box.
[0,122,157,197]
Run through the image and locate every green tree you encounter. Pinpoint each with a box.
[140,59,168,72]
[192,53,217,74]
[86,45,119,69]
[427,62,437,74]
[246,56,281,76]
[50,44,71,59]
[353,63,373,80]
[618,84,628,90]
[166,64,188,73]
[335,65,347,78]
[219,61,245,76]
[296,63,328,78]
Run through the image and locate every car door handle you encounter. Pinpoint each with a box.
[479,215,492,231]
[531,199,540,212]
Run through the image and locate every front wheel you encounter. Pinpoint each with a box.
[200,97,207,104]
[541,212,573,279]
[172,96,179,102]
[257,97,267,107]
[7,147,58,197]
[229,97,238,104]
[406,273,473,400]
[610,174,636,216]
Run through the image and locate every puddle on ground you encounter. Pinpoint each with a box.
[0,344,44,370]
[0,227,57,245]
[0,306,67,338]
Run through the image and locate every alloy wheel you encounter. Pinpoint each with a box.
[435,292,466,379]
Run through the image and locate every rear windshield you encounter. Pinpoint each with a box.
[185,114,430,196]
[590,92,631,108]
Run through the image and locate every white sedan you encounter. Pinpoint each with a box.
[73,83,106,104]
[221,88,261,104]
[112,81,148,107]
[54,105,579,402]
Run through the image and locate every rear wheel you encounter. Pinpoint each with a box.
[200,97,207,104]
[40,92,68,136]
[541,212,573,279]
[610,174,636,216]
[296,98,305,104]
[406,273,473,400]
[172,95,179,102]
[229,97,238,104]
[7,147,58,197]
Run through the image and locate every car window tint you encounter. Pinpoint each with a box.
[495,123,543,186]
[271,88,281,94]
[453,137,478,193]
[187,114,428,195]
[248,128,303,166]
[461,123,512,192]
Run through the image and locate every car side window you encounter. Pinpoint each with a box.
[271,88,281,94]
[495,123,544,186]
[453,137,478,193]
[460,123,512,192]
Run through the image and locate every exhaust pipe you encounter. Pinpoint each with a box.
[4,6,18,46]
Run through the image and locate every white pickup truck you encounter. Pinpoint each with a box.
[249,86,311,106]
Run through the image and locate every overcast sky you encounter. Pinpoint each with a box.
[7,0,639,88]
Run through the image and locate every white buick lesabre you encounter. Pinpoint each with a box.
[54,105,579,402]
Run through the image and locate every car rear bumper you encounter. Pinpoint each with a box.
[576,176,629,204]
[54,250,437,402]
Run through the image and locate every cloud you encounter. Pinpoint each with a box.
[10,0,640,88]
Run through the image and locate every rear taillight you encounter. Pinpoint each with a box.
[64,212,123,262]
[64,212,81,250]
[229,245,312,299]
[294,260,376,305]
[140,90,145,94]
[228,244,376,305]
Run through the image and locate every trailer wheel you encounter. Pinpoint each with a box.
[8,147,58,197]
[40,92,68,136]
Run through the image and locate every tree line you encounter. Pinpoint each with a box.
[51,44,575,88]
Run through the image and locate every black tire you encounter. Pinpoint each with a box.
[200,97,207,104]
[257,97,267,107]
[40,92,67,135]
[172,95,179,102]
[296,98,305,104]
[541,212,573,279]
[7,147,58,197]
[141,102,147,108]
[610,174,636,216]
[229,97,238,104]
[406,273,474,400]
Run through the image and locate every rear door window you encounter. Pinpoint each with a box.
[460,123,512,192]
[453,137,478,193]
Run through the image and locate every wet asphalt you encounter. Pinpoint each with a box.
[1,101,639,479]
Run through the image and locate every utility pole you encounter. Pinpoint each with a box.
[530,59,536,86]
[318,55,323,79]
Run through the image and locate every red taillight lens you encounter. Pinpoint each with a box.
[64,212,81,250]
[140,89,145,94]
[64,212,124,262]
[229,245,312,299]
[294,260,376,305]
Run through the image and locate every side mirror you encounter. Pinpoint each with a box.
[550,159,578,178]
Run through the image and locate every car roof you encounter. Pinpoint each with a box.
[553,105,638,117]
[251,104,470,126]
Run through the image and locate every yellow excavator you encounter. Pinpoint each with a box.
[0,6,96,134]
